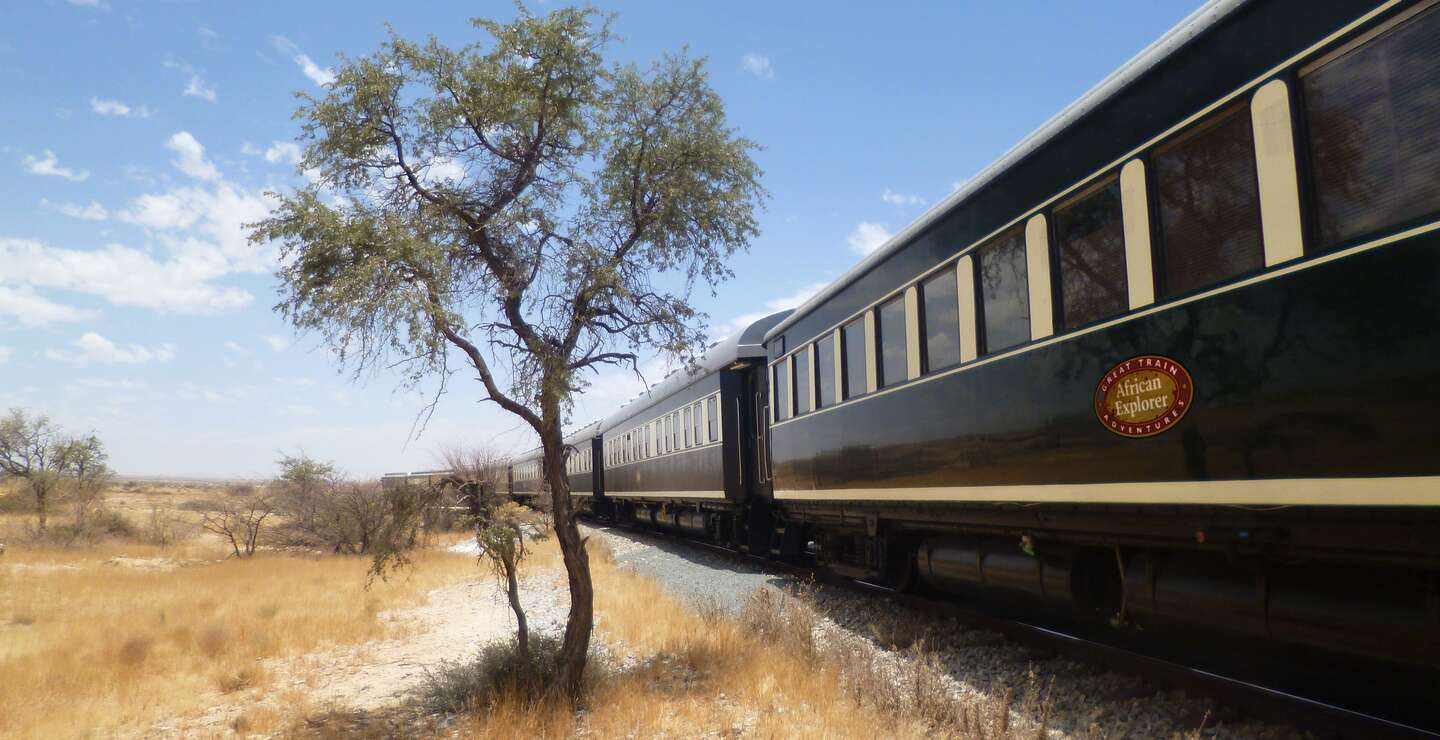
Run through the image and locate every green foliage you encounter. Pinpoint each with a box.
[249,5,765,418]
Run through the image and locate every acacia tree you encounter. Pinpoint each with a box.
[0,409,107,534]
[250,6,764,696]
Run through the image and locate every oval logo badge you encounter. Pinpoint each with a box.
[1094,355,1194,438]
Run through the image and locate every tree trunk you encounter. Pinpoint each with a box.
[33,482,47,534]
[502,552,532,681]
[542,408,593,699]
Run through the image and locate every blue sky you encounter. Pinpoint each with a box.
[0,0,1200,478]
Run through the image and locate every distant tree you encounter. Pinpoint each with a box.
[273,451,339,533]
[60,434,111,537]
[0,409,107,534]
[250,5,764,696]
[201,494,276,558]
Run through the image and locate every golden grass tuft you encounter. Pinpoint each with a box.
[454,537,1005,739]
[0,538,476,738]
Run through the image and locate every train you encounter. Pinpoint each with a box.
[462,0,1440,675]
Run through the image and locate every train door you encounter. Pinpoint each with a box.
[737,363,775,555]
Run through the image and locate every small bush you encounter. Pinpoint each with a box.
[197,624,230,658]
[226,483,257,498]
[117,636,153,668]
[416,632,606,717]
[0,491,29,514]
[217,666,262,693]
[177,499,217,513]
[739,586,818,658]
[93,509,138,538]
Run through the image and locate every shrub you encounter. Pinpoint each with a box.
[738,586,819,658]
[416,632,606,716]
[177,499,218,513]
[117,636,153,668]
[225,483,256,498]
[0,490,29,514]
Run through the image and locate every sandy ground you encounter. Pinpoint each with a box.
[145,546,566,738]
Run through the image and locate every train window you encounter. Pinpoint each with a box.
[976,227,1030,353]
[774,360,791,421]
[683,407,692,447]
[706,395,718,441]
[794,348,812,414]
[1153,104,1264,296]
[671,412,679,450]
[877,296,906,388]
[1302,3,1440,250]
[841,317,865,400]
[815,338,836,408]
[645,423,651,458]
[1054,177,1128,329]
[921,267,960,372]
[691,402,702,442]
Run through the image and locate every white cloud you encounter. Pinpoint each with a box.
[296,55,336,86]
[270,36,336,86]
[22,150,89,182]
[164,59,217,102]
[46,332,176,366]
[0,346,12,365]
[0,286,99,328]
[262,335,289,352]
[166,131,219,181]
[425,157,464,184]
[90,97,152,118]
[740,53,775,80]
[223,340,248,355]
[713,282,827,339]
[881,189,926,207]
[40,198,108,221]
[2,133,276,319]
[263,141,301,166]
[70,378,147,391]
[847,222,892,256]
[0,239,253,315]
[951,178,969,192]
[67,0,109,8]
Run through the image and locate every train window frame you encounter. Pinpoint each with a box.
[683,407,692,447]
[975,225,1031,355]
[1298,0,1440,254]
[1051,173,1130,331]
[814,336,836,409]
[706,395,718,442]
[876,296,906,389]
[1148,101,1267,299]
[919,263,962,374]
[840,316,866,401]
[692,401,702,443]
[773,358,792,421]
[793,346,812,415]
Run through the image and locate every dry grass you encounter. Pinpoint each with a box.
[0,536,476,738]
[453,539,1030,739]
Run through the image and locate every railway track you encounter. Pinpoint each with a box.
[600,522,1438,739]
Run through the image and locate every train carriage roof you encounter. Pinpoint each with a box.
[764,0,1249,343]
[597,309,790,435]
